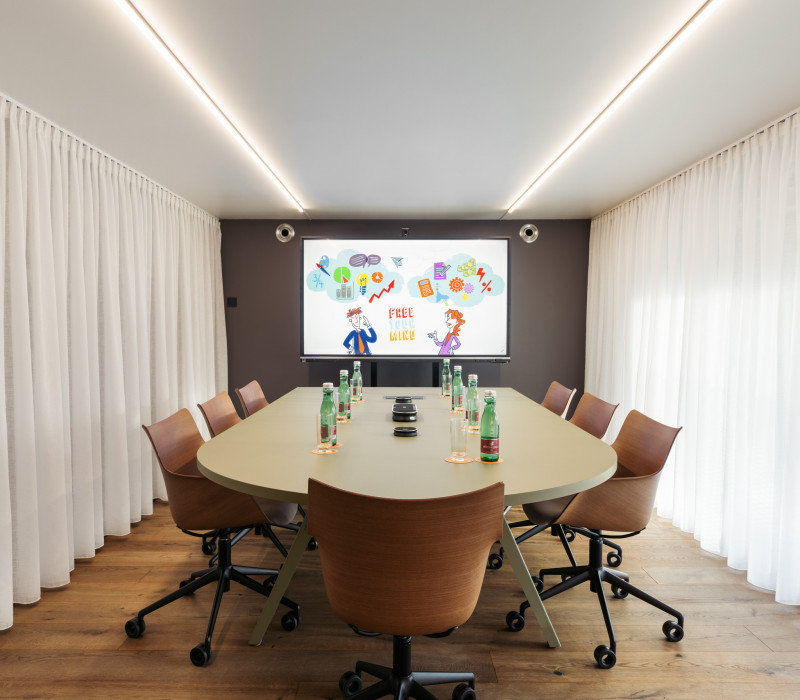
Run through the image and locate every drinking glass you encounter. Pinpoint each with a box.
[448,416,471,463]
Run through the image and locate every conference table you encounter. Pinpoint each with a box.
[197,386,616,648]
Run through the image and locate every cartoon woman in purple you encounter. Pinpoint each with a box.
[344,307,377,355]
[428,309,465,355]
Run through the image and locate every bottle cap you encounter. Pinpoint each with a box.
[468,374,478,381]
[354,360,360,367]
[484,389,496,397]
[443,358,450,363]
[323,382,333,389]
[340,370,348,375]
[454,365,462,371]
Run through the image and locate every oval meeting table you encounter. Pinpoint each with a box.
[197,386,616,648]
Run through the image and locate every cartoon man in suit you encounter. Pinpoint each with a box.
[343,307,377,355]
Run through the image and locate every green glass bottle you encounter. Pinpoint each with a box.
[441,358,452,397]
[465,374,480,433]
[320,382,337,449]
[480,389,499,462]
[352,360,363,403]
[338,369,351,422]
[451,365,464,413]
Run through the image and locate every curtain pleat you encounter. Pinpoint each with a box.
[587,111,800,605]
[0,95,227,629]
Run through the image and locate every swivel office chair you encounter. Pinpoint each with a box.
[198,390,305,558]
[309,479,504,700]
[487,392,618,570]
[505,410,683,669]
[125,409,300,666]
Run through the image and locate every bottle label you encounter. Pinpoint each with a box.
[320,424,329,441]
[331,424,337,444]
[338,401,345,414]
[480,438,500,455]
[470,409,479,424]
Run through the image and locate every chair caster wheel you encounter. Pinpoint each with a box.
[281,610,300,631]
[452,682,476,700]
[594,644,616,669]
[201,539,216,555]
[124,617,145,638]
[531,576,544,593]
[611,585,628,599]
[487,552,504,570]
[264,574,277,595]
[663,620,684,642]
[505,610,525,632]
[606,552,622,567]
[307,537,318,551]
[564,528,576,542]
[190,642,211,667]
[339,671,362,696]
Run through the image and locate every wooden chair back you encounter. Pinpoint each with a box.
[235,380,269,417]
[556,410,681,533]
[569,392,619,439]
[198,391,242,437]
[541,381,577,417]
[143,409,266,531]
[308,480,504,637]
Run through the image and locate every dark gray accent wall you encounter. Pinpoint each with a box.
[220,219,590,408]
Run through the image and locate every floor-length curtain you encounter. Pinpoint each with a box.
[586,110,800,605]
[0,95,227,629]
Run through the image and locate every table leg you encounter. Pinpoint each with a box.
[501,516,560,648]
[249,519,311,646]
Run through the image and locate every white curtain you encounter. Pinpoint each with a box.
[586,109,800,605]
[0,95,228,629]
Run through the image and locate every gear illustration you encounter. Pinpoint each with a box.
[449,277,465,292]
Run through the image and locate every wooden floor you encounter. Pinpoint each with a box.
[2,502,799,699]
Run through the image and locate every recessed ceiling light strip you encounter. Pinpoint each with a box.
[114,0,307,215]
[503,0,725,217]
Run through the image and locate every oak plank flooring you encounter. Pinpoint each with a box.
[1,503,799,698]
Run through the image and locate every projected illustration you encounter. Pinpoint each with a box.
[343,308,377,355]
[427,308,466,356]
[303,239,508,357]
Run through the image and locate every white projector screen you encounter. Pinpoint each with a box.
[302,238,509,359]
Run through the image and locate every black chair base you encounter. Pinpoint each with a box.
[124,527,300,666]
[506,529,684,668]
[339,636,475,700]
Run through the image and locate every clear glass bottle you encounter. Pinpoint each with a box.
[338,370,351,422]
[320,382,337,448]
[451,365,464,413]
[480,389,499,462]
[465,374,480,433]
[441,358,452,397]
[352,360,363,403]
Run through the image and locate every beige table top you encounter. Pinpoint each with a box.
[197,386,616,507]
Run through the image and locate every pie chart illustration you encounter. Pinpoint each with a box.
[333,266,351,284]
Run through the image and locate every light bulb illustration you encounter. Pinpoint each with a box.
[356,273,369,295]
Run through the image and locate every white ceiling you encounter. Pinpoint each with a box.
[2,0,799,221]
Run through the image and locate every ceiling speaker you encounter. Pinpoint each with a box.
[519,224,539,243]
[275,223,295,243]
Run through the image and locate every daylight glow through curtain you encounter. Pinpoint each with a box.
[586,110,800,605]
[0,95,227,629]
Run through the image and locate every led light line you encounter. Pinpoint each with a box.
[503,0,725,217]
[114,0,306,215]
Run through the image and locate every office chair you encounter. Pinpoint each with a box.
[505,410,683,669]
[540,380,577,418]
[198,391,308,559]
[125,409,300,666]
[308,479,504,700]
[235,379,269,417]
[487,392,618,570]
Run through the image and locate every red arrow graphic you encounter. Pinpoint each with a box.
[368,279,395,303]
